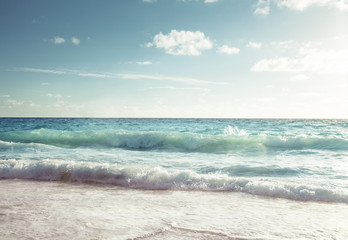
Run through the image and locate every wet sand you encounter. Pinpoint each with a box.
[1,179,348,240]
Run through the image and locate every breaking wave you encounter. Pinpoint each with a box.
[1,159,347,203]
[0,128,347,153]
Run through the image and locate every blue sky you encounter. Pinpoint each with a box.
[1,0,348,118]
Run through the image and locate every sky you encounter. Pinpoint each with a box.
[1,0,348,118]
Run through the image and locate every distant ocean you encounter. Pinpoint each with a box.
[1,118,348,239]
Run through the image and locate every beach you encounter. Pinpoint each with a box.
[1,179,348,240]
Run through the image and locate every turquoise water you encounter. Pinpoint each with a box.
[1,118,348,203]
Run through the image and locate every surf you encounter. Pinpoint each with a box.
[1,128,347,153]
[1,159,347,203]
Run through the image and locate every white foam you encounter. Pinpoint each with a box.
[1,180,348,240]
[1,159,347,203]
[223,125,248,136]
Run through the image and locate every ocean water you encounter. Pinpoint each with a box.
[1,118,348,239]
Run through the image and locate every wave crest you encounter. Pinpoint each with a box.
[1,159,347,203]
[1,128,347,153]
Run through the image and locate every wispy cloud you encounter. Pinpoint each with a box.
[247,41,262,49]
[0,95,10,98]
[45,94,83,112]
[251,48,348,74]
[31,16,44,24]
[254,0,348,15]
[116,73,231,85]
[71,37,80,45]
[77,73,110,78]
[270,40,296,48]
[136,61,153,65]
[148,30,213,56]
[142,86,208,91]
[142,0,157,3]
[177,0,219,3]
[251,57,301,72]
[52,37,65,45]
[2,97,40,110]
[275,0,348,12]
[6,99,24,106]
[17,67,231,85]
[254,0,270,15]
[50,36,81,45]
[19,67,66,75]
[46,93,63,98]
[217,45,240,55]
[44,95,84,112]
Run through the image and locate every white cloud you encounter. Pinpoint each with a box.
[46,93,62,98]
[116,73,231,85]
[247,41,262,48]
[149,30,213,56]
[254,6,270,14]
[142,86,208,91]
[77,73,110,78]
[256,0,348,14]
[275,0,348,11]
[71,37,80,45]
[41,82,49,86]
[136,61,153,65]
[18,67,231,85]
[254,0,270,15]
[302,49,348,74]
[251,48,348,74]
[143,0,157,2]
[49,99,84,112]
[52,37,65,44]
[145,42,154,48]
[177,0,218,3]
[270,40,295,48]
[19,67,66,75]
[0,95,10,98]
[251,57,301,72]
[6,99,23,106]
[29,103,37,107]
[217,45,240,55]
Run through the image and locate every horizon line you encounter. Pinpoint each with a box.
[0,116,347,120]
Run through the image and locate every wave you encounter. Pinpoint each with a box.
[199,165,301,177]
[1,128,348,153]
[1,159,347,203]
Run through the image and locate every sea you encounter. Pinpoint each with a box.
[0,118,348,239]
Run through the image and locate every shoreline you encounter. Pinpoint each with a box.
[1,179,347,240]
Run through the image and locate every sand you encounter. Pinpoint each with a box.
[1,179,348,240]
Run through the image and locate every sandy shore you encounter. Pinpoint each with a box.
[1,179,348,240]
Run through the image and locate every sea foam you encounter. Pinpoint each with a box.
[1,159,347,203]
